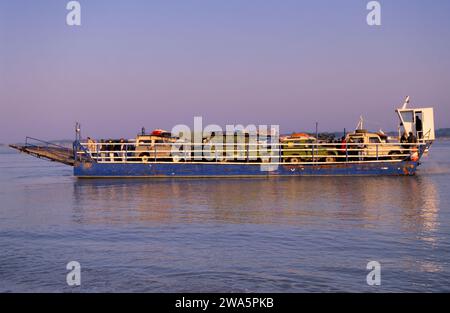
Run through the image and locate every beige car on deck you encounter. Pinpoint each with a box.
[134,135,177,162]
[345,130,404,159]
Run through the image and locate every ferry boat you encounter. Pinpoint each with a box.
[10,99,435,177]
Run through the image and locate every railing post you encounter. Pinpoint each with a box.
[312,144,315,163]
[376,144,379,161]
[246,143,250,163]
[277,143,281,163]
[345,143,348,163]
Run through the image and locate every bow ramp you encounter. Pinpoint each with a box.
[9,137,75,166]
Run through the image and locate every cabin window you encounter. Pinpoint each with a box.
[400,111,414,123]
[369,137,381,144]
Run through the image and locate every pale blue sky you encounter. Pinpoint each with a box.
[1,0,449,142]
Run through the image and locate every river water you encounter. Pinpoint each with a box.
[0,141,449,292]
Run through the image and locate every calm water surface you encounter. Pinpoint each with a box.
[1,142,450,292]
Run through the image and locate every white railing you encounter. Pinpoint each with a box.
[75,141,426,165]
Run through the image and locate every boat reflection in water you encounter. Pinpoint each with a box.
[71,176,444,286]
[72,176,440,236]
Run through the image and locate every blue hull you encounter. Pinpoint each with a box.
[74,161,419,177]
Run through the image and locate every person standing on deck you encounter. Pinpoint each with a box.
[416,116,423,140]
[407,132,417,152]
[119,138,127,162]
[108,140,115,162]
[340,136,347,160]
[400,132,408,151]
[87,137,97,158]
[408,131,418,161]
[99,139,106,162]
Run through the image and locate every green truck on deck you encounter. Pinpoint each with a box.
[281,135,338,163]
